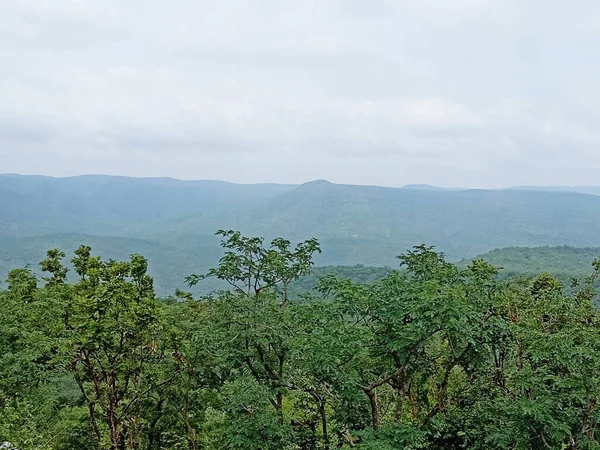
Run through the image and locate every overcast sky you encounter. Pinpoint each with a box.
[2,0,600,188]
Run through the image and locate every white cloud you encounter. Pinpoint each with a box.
[2,0,600,187]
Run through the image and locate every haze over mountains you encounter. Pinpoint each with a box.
[3,173,600,295]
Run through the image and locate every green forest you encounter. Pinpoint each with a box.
[7,175,600,298]
[3,230,600,449]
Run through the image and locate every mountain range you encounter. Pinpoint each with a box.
[3,174,600,295]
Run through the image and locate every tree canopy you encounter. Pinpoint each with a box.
[2,231,600,449]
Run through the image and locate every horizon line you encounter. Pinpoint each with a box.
[0,172,596,191]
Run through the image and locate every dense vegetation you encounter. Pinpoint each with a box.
[7,175,600,297]
[470,246,600,279]
[3,231,600,449]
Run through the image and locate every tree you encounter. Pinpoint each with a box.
[5,236,600,449]
[57,246,170,450]
[186,231,322,446]
[187,230,320,302]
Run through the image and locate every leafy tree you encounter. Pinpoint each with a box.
[187,230,320,302]
[4,234,600,449]
[42,246,173,450]
[186,231,322,446]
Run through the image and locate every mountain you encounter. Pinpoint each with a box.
[0,174,295,236]
[401,184,464,191]
[193,181,600,261]
[5,174,600,295]
[505,186,600,196]
[403,183,600,196]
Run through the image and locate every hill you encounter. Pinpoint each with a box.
[5,175,600,294]
[0,174,295,236]
[140,180,600,263]
[471,245,600,280]
[292,247,600,300]
[506,185,600,196]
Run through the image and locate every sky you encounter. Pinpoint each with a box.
[2,0,600,188]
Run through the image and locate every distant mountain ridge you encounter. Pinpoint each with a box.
[4,174,600,295]
[401,184,465,191]
[505,185,600,196]
[0,174,295,236]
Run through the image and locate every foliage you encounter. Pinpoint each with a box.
[3,231,600,449]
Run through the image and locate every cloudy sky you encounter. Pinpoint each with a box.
[2,0,600,188]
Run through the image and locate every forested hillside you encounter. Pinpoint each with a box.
[0,174,294,236]
[5,175,600,296]
[472,246,600,279]
[3,231,600,449]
